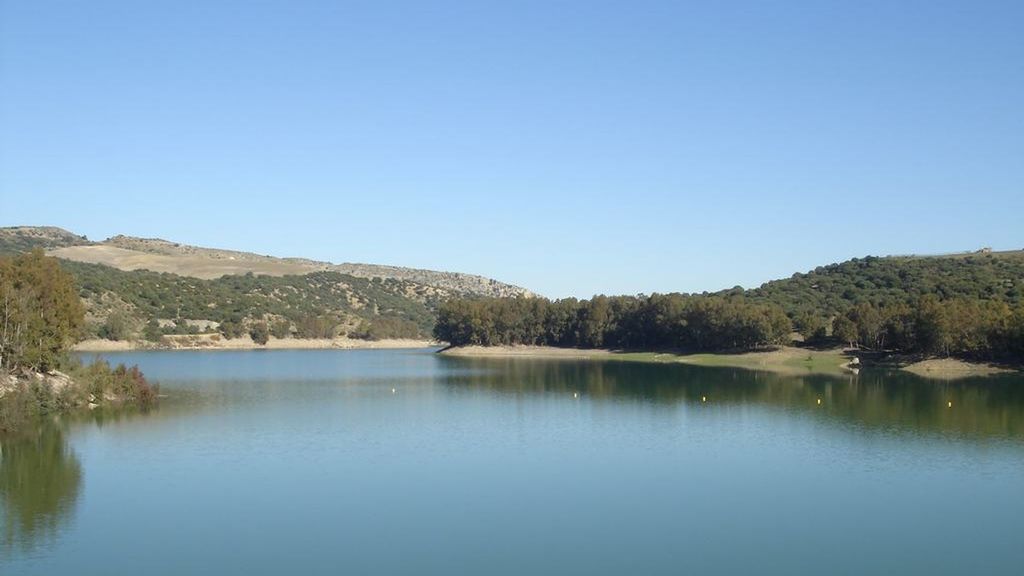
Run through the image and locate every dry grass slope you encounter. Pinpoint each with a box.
[0,227,533,297]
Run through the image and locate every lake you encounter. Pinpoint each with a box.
[3,349,1023,575]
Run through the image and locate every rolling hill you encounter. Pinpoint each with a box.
[744,249,1024,317]
[0,226,534,342]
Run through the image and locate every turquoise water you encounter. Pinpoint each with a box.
[3,349,1023,575]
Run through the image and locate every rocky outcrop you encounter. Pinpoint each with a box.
[0,370,75,399]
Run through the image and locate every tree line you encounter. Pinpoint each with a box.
[829,296,1024,360]
[436,291,1024,361]
[434,294,793,351]
[435,251,1024,361]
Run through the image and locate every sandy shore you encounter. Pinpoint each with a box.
[439,345,618,359]
[441,345,856,375]
[440,345,1019,378]
[74,335,439,352]
[900,358,1014,378]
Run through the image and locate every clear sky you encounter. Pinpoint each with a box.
[1,0,1022,298]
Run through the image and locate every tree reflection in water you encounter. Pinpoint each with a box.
[1,423,82,553]
[438,356,1024,440]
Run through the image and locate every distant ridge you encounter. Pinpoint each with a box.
[0,226,533,298]
[0,225,93,254]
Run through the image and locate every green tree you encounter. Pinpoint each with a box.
[249,321,270,345]
[142,319,163,342]
[270,319,291,339]
[831,315,857,347]
[0,249,85,371]
[98,312,131,341]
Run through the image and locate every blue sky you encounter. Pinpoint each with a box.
[2,0,1022,298]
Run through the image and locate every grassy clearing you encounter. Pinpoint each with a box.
[609,347,852,375]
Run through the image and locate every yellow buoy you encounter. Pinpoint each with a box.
[948,401,952,408]
[701,396,706,403]
[817,398,821,405]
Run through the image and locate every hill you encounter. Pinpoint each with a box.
[0,226,534,343]
[745,250,1024,319]
[28,230,532,298]
[435,248,1024,363]
[0,226,93,255]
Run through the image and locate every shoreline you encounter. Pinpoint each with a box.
[439,345,1018,378]
[74,335,439,352]
[439,345,855,375]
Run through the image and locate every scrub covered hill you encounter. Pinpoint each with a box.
[746,250,1024,321]
[62,260,441,340]
[43,231,532,297]
[436,249,1024,362]
[0,226,533,342]
[0,226,93,255]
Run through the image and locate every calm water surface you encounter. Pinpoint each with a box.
[3,349,1023,575]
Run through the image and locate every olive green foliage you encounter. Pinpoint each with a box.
[142,319,163,342]
[1,360,158,434]
[0,250,85,371]
[349,317,423,341]
[249,321,270,345]
[0,251,157,433]
[218,319,246,339]
[828,296,1024,359]
[294,315,336,339]
[435,294,792,352]
[747,252,1024,325]
[436,252,1024,361]
[0,424,82,551]
[73,359,159,407]
[0,226,90,256]
[270,319,292,339]
[97,311,131,341]
[62,262,434,338]
[744,252,1024,360]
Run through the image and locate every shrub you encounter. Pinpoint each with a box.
[249,322,270,345]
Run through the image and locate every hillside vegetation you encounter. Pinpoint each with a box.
[63,260,437,340]
[37,230,531,297]
[747,251,1024,321]
[437,250,1024,363]
[0,226,92,255]
[0,226,534,343]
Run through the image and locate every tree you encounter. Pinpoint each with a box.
[218,319,244,339]
[249,322,270,345]
[848,303,885,349]
[793,312,827,343]
[0,250,84,371]
[270,319,291,339]
[98,312,131,341]
[831,315,857,348]
[142,319,163,342]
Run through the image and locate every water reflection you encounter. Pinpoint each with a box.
[1,423,82,554]
[438,357,1024,440]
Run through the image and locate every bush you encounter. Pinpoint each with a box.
[270,319,291,339]
[249,322,270,345]
[218,319,245,339]
[74,359,158,406]
[142,319,163,342]
[98,312,131,341]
